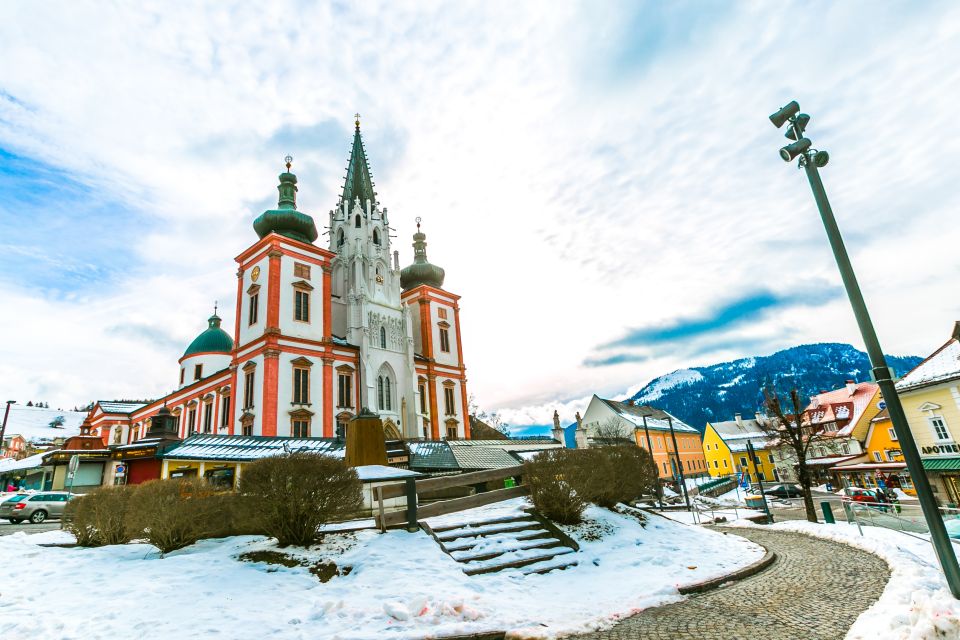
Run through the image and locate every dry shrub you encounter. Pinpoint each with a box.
[524,449,588,524]
[575,445,659,508]
[126,478,222,555]
[64,485,135,546]
[238,453,362,547]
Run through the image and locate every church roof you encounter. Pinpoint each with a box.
[252,159,319,244]
[400,222,445,291]
[341,118,376,207]
[183,314,234,358]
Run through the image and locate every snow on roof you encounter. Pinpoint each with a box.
[600,398,698,434]
[0,451,49,473]
[896,337,960,392]
[804,382,878,437]
[98,401,148,414]
[1,405,86,444]
[355,465,420,481]
[162,435,345,461]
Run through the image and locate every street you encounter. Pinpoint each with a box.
[0,520,62,536]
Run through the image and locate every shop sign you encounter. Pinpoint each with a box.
[921,443,960,455]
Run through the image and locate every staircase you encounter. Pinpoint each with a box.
[423,512,579,576]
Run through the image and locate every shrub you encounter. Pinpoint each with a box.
[126,478,222,555]
[64,485,135,547]
[575,445,659,508]
[523,449,588,524]
[238,453,363,547]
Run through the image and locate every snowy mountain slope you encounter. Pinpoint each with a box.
[629,343,922,432]
[1,405,86,443]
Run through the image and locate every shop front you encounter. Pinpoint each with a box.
[921,457,960,507]
[161,459,240,489]
[831,460,913,495]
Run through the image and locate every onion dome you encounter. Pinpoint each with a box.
[400,218,445,291]
[252,157,319,244]
[183,313,234,357]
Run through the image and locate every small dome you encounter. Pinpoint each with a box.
[253,170,319,244]
[183,314,234,357]
[400,227,445,291]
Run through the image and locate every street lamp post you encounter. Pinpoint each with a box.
[666,415,691,509]
[641,414,665,509]
[770,100,960,598]
[0,401,14,458]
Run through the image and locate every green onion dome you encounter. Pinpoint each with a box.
[252,165,319,244]
[400,223,445,291]
[183,314,234,357]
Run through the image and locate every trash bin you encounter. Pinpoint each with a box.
[745,495,765,509]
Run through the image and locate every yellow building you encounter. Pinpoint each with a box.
[702,414,780,483]
[831,409,915,495]
[895,322,960,505]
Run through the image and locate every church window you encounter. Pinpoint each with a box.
[244,371,255,409]
[380,326,387,348]
[446,424,458,440]
[249,293,259,325]
[438,308,447,319]
[419,383,427,414]
[188,408,197,434]
[292,419,310,438]
[377,376,392,411]
[194,364,203,381]
[221,395,230,428]
[294,289,310,322]
[336,417,348,440]
[242,424,253,437]
[443,386,455,415]
[337,228,345,248]
[180,368,185,385]
[373,228,380,245]
[338,372,353,408]
[355,214,361,228]
[439,327,450,353]
[203,402,213,434]
[293,367,310,404]
[294,262,311,279]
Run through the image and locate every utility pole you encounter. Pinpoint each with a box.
[0,401,14,458]
[770,100,960,598]
[666,415,691,509]
[746,440,773,523]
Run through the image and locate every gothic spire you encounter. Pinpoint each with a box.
[341,114,376,208]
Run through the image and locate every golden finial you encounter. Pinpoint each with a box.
[354,113,361,128]
[416,216,421,231]
[284,155,293,171]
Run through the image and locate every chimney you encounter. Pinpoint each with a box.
[811,396,820,408]
[755,412,765,426]
[734,413,743,426]
[846,380,856,396]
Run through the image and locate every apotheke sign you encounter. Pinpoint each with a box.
[921,443,960,455]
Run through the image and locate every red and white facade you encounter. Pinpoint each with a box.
[86,125,470,448]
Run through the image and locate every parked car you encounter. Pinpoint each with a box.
[945,518,960,540]
[763,484,804,498]
[0,491,75,524]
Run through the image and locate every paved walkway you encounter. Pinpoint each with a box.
[574,527,890,640]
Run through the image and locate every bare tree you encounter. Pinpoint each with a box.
[761,387,828,523]
[467,394,511,438]
[593,417,633,445]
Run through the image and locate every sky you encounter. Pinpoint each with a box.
[1,1,958,433]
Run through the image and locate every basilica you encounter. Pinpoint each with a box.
[86,118,470,451]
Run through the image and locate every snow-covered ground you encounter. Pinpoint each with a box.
[0,498,763,639]
[734,520,960,639]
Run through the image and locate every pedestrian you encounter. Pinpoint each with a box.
[5,482,14,492]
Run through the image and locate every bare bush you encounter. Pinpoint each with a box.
[523,449,588,524]
[64,485,136,546]
[575,446,659,508]
[238,453,363,547]
[126,478,222,555]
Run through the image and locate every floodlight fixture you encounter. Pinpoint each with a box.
[813,150,830,167]
[779,138,811,162]
[769,100,799,128]
[785,114,811,140]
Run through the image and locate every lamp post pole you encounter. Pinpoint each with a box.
[770,101,960,598]
[666,415,691,509]
[641,414,665,509]
[0,401,14,458]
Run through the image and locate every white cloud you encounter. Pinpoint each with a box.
[1,1,958,424]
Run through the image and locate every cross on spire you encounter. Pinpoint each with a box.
[354,113,361,128]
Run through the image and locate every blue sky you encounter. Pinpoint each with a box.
[1,1,958,428]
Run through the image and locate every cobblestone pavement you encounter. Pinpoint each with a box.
[573,527,890,640]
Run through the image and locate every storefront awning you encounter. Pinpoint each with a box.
[921,457,960,471]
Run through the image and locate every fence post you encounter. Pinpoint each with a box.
[405,477,418,532]
[821,501,835,524]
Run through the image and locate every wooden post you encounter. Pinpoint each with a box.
[405,477,418,532]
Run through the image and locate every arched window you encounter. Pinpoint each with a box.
[337,228,344,247]
[380,326,387,348]
[355,214,361,228]
[377,376,384,410]
[373,228,380,245]
[384,377,392,411]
